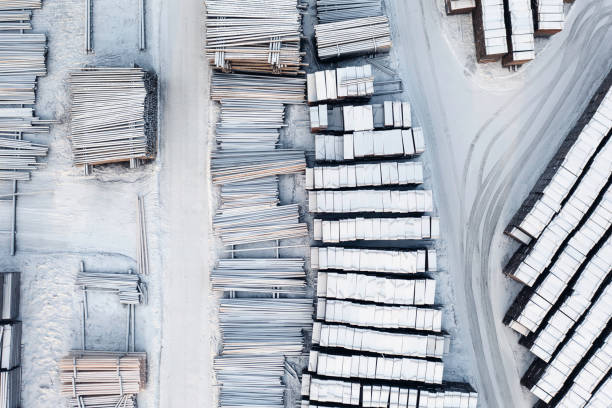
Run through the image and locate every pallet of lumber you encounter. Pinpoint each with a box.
[211,149,305,184]
[307,65,374,104]
[211,72,305,104]
[212,258,306,293]
[204,0,303,75]
[68,67,158,167]
[316,0,382,23]
[314,16,392,60]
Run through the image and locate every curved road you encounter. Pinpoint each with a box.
[386,1,612,407]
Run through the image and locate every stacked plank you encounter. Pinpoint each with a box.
[309,189,434,213]
[59,351,146,408]
[445,0,475,15]
[316,0,382,23]
[502,0,535,66]
[310,101,412,132]
[211,150,305,184]
[0,272,19,320]
[502,73,612,407]
[0,272,20,408]
[68,67,158,167]
[204,0,303,75]
[0,1,41,10]
[306,161,423,189]
[211,72,305,104]
[76,271,145,305]
[0,128,48,181]
[220,177,279,209]
[311,247,437,273]
[307,65,374,104]
[211,258,306,294]
[533,0,565,35]
[314,16,392,60]
[472,0,507,62]
[0,367,20,408]
[0,321,20,370]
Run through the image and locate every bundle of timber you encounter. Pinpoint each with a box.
[0,108,50,133]
[216,99,285,150]
[313,215,440,242]
[68,67,158,168]
[212,258,306,293]
[0,33,46,76]
[308,189,434,213]
[76,271,145,305]
[204,0,303,75]
[211,149,306,184]
[314,16,392,60]
[0,321,21,370]
[0,272,19,319]
[305,161,424,189]
[213,203,307,245]
[472,0,507,62]
[533,0,564,35]
[211,72,305,104]
[0,1,41,10]
[502,0,535,66]
[0,367,20,408]
[311,246,437,273]
[307,65,374,104]
[0,131,48,181]
[59,351,146,407]
[316,0,382,23]
[310,101,411,132]
[220,176,279,209]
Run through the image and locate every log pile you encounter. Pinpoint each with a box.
[314,16,392,60]
[204,0,303,75]
[59,351,146,408]
[68,67,158,168]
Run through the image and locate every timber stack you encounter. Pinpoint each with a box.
[314,16,392,60]
[0,272,21,408]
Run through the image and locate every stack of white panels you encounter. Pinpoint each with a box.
[508,88,612,243]
[479,0,508,57]
[416,390,478,408]
[311,246,437,273]
[505,0,535,64]
[301,374,361,406]
[317,299,443,331]
[0,322,20,370]
[343,105,375,131]
[317,272,436,305]
[305,161,424,189]
[310,104,329,131]
[534,0,564,34]
[383,101,412,129]
[308,351,444,383]
[508,214,612,337]
[529,286,612,403]
[0,367,20,408]
[584,376,612,408]
[307,65,374,103]
[554,332,612,408]
[511,166,612,286]
[313,216,440,242]
[312,323,445,358]
[309,189,433,213]
[314,129,425,161]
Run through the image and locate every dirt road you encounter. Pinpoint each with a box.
[158,0,213,406]
[387,0,612,406]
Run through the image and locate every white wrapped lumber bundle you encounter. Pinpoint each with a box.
[305,161,423,190]
[308,351,444,383]
[0,133,47,180]
[307,65,374,104]
[0,33,46,76]
[534,0,564,35]
[314,129,425,161]
[554,332,612,408]
[509,178,611,287]
[312,216,440,242]
[301,375,361,405]
[314,16,392,60]
[218,298,312,355]
[506,225,611,339]
[0,272,19,320]
[216,99,285,150]
[472,0,507,62]
[383,101,412,129]
[211,149,306,184]
[312,323,446,358]
[506,83,611,244]
[502,0,535,66]
[445,0,475,15]
[585,376,612,408]
[214,355,287,408]
[76,272,145,305]
[315,0,382,23]
[0,1,41,10]
[308,189,433,213]
[204,0,303,75]
[68,68,158,166]
[213,204,307,245]
[220,177,279,209]
[211,258,306,294]
[317,272,436,305]
[0,321,20,370]
[59,352,147,400]
[211,72,305,104]
[316,298,442,331]
[0,367,20,408]
[527,290,611,404]
[311,246,437,273]
[401,389,477,408]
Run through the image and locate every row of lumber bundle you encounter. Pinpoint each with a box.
[501,73,612,407]
[307,65,374,104]
[310,101,412,132]
[315,0,382,24]
[305,161,424,189]
[311,246,437,273]
[58,351,146,407]
[314,16,392,60]
[204,0,304,75]
[68,67,158,168]
[211,258,306,294]
[308,189,434,213]
[0,272,20,408]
